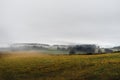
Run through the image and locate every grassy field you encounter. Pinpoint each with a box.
[0,51,120,80]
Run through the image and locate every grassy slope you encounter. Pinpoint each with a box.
[0,52,120,80]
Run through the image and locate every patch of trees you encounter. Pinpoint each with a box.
[69,45,99,55]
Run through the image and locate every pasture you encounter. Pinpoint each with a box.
[0,51,120,80]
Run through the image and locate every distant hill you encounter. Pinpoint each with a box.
[113,46,120,49]
[1,43,120,54]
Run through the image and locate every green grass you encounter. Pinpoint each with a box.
[0,52,120,80]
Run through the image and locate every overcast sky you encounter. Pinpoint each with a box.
[0,0,120,47]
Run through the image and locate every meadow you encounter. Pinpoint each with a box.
[0,51,120,80]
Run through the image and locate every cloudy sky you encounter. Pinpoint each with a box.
[0,0,120,47]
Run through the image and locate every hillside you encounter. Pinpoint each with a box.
[0,52,120,80]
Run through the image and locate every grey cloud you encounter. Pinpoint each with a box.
[0,0,120,47]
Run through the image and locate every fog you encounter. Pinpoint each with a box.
[0,0,120,47]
